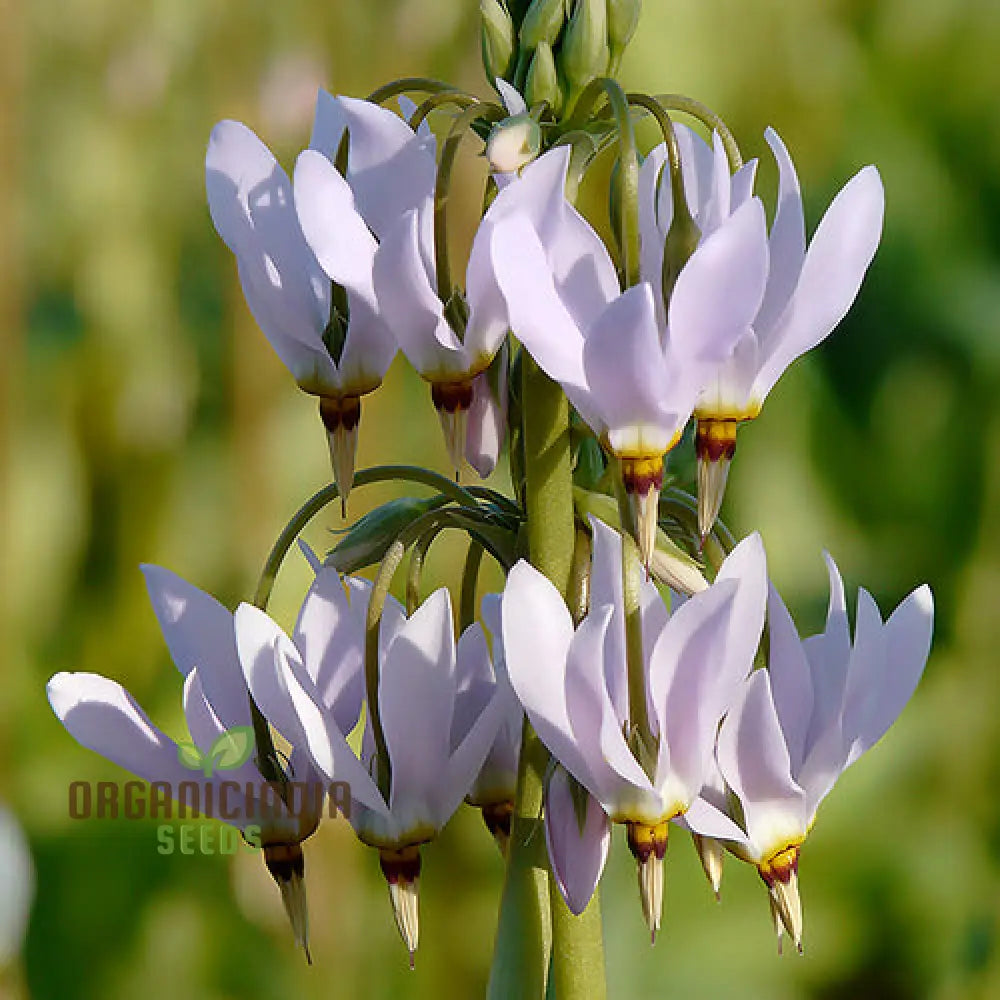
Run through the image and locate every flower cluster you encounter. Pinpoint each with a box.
[47,0,933,988]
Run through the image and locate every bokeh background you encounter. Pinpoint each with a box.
[2,0,1000,997]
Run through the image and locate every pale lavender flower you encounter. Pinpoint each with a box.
[48,565,337,957]
[491,146,769,563]
[235,586,506,963]
[206,101,399,505]
[501,517,767,935]
[640,125,884,535]
[717,555,933,952]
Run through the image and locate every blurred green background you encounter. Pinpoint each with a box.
[2,0,1000,997]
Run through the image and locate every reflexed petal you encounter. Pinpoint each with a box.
[583,284,676,450]
[335,290,398,392]
[47,671,192,786]
[668,197,769,366]
[730,158,758,210]
[336,96,437,242]
[502,561,601,789]
[293,150,378,303]
[293,569,367,734]
[802,552,851,751]
[235,605,389,815]
[381,589,456,817]
[140,564,250,730]
[565,605,651,801]
[717,670,807,859]
[490,214,588,393]
[465,218,512,363]
[755,128,805,333]
[374,210,468,377]
[709,532,768,709]
[438,684,506,825]
[181,670,224,754]
[700,131,732,235]
[452,624,496,745]
[545,768,611,915]
[235,603,313,746]
[676,796,750,848]
[487,147,619,327]
[753,165,884,400]
[309,89,346,159]
[649,578,739,800]
[848,584,933,763]
[765,583,813,776]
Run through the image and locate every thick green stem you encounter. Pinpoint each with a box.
[488,355,606,998]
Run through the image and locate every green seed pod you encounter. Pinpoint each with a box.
[481,0,516,82]
[560,0,610,103]
[519,0,566,49]
[524,41,563,115]
[606,0,641,67]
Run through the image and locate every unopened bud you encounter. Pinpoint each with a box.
[326,494,448,574]
[524,41,563,115]
[606,0,641,68]
[560,0,610,105]
[486,113,541,173]
[519,0,566,49]
[481,0,515,83]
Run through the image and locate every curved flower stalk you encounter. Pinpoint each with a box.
[501,517,767,937]
[47,565,332,959]
[716,555,934,953]
[206,106,399,508]
[236,585,506,965]
[640,125,885,536]
[491,145,769,563]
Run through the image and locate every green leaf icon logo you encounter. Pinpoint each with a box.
[206,727,255,776]
[177,741,206,772]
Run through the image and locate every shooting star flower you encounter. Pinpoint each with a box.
[48,564,336,960]
[236,586,505,965]
[639,125,884,535]
[207,100,401,508]
[502,518,766,936]
[717,555,933,953]
[492,146,768,564]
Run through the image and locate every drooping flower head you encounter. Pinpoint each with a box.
[640,125,885,536]
[206,104,399,507]
[236,582,506,964]
[501,517,767,936]
[47,565,332,959]
[491,146,769,564]
[717,555,933,952]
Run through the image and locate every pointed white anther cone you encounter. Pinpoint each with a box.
[697,454,732,540]
[637,854,664,943]
[388,877,420,968]
[768,869,803,955]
